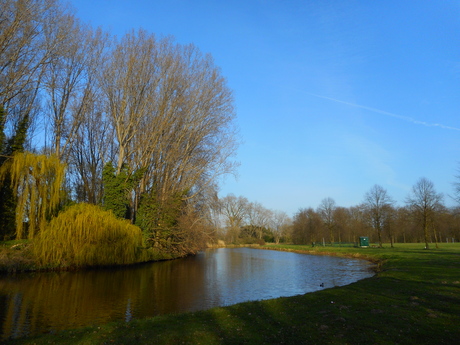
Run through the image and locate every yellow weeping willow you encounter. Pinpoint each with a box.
[34,203,144,268]
[0,152,65,239]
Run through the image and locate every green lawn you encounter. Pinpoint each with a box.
[4,243,460,344]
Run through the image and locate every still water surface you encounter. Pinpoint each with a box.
[0,247,374,340]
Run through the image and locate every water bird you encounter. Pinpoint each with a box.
[320,283,324,287]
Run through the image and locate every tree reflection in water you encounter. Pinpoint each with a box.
[0,248,373,340]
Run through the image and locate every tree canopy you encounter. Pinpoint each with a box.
[0,0,238,257]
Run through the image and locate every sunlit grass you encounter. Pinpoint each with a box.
[4,243,460,344]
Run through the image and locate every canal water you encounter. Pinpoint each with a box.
[0,247,374,340]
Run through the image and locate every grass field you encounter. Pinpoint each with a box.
[4,243,460,344]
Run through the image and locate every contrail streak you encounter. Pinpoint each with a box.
[308,93,460,131]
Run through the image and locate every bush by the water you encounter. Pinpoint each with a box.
[34,203,144,268]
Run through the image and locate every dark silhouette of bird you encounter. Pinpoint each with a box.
[320,283,324,287]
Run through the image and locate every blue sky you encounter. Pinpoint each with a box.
[70,0,460,216]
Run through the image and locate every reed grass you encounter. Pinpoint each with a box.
[33,203,144,268]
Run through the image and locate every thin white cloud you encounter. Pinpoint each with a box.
[308,93,460,131]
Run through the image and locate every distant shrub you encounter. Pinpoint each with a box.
[34,203,143,268]
[238,237,265,246]
[256,238,266,246]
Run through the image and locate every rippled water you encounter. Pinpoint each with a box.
[0,247,374,340]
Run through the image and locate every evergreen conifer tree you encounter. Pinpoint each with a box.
[136,191,184,251]
[0,107,30,239]
[102,162,144,220]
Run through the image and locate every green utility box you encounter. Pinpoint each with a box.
[359,236,369,247]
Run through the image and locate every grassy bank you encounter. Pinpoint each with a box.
[4,243,460,344]
[0,240,37,272]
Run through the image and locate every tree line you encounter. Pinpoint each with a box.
[0,0,237,262]
[217,178,460,249]
[213,194,292,245]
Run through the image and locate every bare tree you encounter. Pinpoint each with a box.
[292,208,323,245]
[42,17,108,160]
[270,210,290,244]
[317,197,336,243]
[333,206,351,244]
[99,29,160,175]
[452,163,460,205]
[363,184,394,247]
[100,30,237,221]
[1,0,66,129]
[347,205,368,243]
[219,194,249,243]
[406,177,443,249]
[68,94,114,204]
[393,206,411,243]
[138,41,237,202]
[246,201,271,239]
[382,204,396,247]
